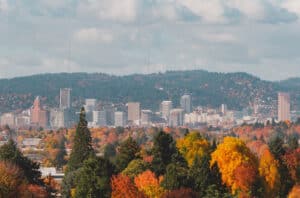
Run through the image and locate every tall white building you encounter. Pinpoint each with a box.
[141,110,152,126]
[161,101,172,120]
[169,108,184,127]
[60,88,71,109]
[50,108,65,129]
[127,102,140,125]
[180,94,192,113]
[93,110,107,126]
[115,111,126,127]
[0,113,15,127]
[84,99,97,112]
[278,92,291,121]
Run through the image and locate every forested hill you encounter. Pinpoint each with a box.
[0,70,297,113]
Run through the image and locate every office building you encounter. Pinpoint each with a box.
[278,92,291,121]
[180,94,192,113]
[0,113,15,127]
[50,108,65,129]
[93,110,107,126]
[115,111,126,127]
[84,99,97,112]
[127,102,140,125]
[161,101,172,120]
[169,108,184,127]
[30,96,48,128]
[60,88,71,109]
[141,110,152,126]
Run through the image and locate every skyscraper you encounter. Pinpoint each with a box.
[161,101,172,120]
[278,92,291,121]
[127,102,140,125]
[31,96,48,128]
[60,88,71,109]
[180,94,192,113]
[115,111,126,127]
[169,108,184,127]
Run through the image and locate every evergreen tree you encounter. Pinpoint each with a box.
[151,131,177,175]
[66,107,94,172]
[115,137,140,172]
[75,156,115,198]
[0,139,42,185]
[55,135,67,169]
[287,134,299,150]
[268,135,285,160]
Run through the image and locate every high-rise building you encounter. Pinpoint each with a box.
[84,99,97,112]
[161,101,172,120]
[60,88,71,109]
[115,111,126,127]
[0,113,15,127]
[180,94,192,113]
[31,96,48,128]
[93,110,107,126]
[169,108,184,127]
[278,92,291,121]
[50,108,65,129]
[221,104,227,115]
[127,102,140,125]
[141,110,152,126]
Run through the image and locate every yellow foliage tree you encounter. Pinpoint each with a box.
[288,185,300,198]
[176,132,210,166]
[259,147,280,197]
[211,137,258,194]
[134,170,165,198]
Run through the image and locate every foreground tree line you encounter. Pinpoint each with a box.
[1,108,300,197]
[61,109,300,198]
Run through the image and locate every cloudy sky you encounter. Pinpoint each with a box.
[1,0,300,80]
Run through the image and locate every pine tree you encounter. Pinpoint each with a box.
[0,139,42,185]
[115,137,140,172]
[151,131,177,175]
[66,107,94,172]
[75,156,115,198]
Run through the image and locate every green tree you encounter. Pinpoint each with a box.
[75,156,115,198]
[0,139,42,185]
[151,131,177,175]
[115,137,140,172]
[55,135,67,168]
[287,134,299,150]
[66,107,94,172]
[122,159,148,179]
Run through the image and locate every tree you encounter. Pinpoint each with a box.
[282,148,300,183]
[176,132,210,166]
[161,188,197,198]
[287,134,299,150]
[75,156,115,198]
[0,139,42,185]
[268,135,285,160]
[0,161,26,197]
[66,107,94,172]
[111,174,146,198]
[151,131,177,176]
[288,185,300,198]
[115,137,140,172]
[134,170,165,198]
[211,137,258,195]
[122,159,149,179]
[259,147,280,197]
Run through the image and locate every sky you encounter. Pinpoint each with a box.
[0,0,300,81]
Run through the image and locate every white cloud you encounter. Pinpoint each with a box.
[225,0,265,20]
[282,0,300,17]
[77,0,138,22]
[74,28,114,43]
[177,0,226,23]
[200,32,237,43]
[0,0,9,12]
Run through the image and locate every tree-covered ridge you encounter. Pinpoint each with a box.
[0,70,294,113]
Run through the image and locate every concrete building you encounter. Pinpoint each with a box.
[278,92,291,121]
[221,104,227,115]
[127,102,140,125]
[115,111,126,127]
[60,88,71,109]
[180,94,192,113]
[169,108,184,127]
[30,96,48,128]
[92,110,107,126]
[161,101,172,121]
[0,113,15,127]
[141,110,152,126]
[15,115,30,128]
[50,108,65,129]
[84,99,97,112]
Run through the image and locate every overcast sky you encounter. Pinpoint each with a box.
[0,0,300,81]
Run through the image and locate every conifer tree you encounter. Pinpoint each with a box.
[66,107,94,172]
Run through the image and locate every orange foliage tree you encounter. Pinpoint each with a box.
[282,148,300,183]
[259,147,281,196]
[134,170,165,198]
[288,185,300,198]
[176,132,210,166]
[111,174,146,198]
[211,137,258,195]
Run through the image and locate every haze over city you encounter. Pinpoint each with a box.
[1,0,300,80]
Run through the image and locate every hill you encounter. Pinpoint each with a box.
[0,70,297,113]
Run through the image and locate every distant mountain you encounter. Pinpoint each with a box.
[0,70,298,113]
